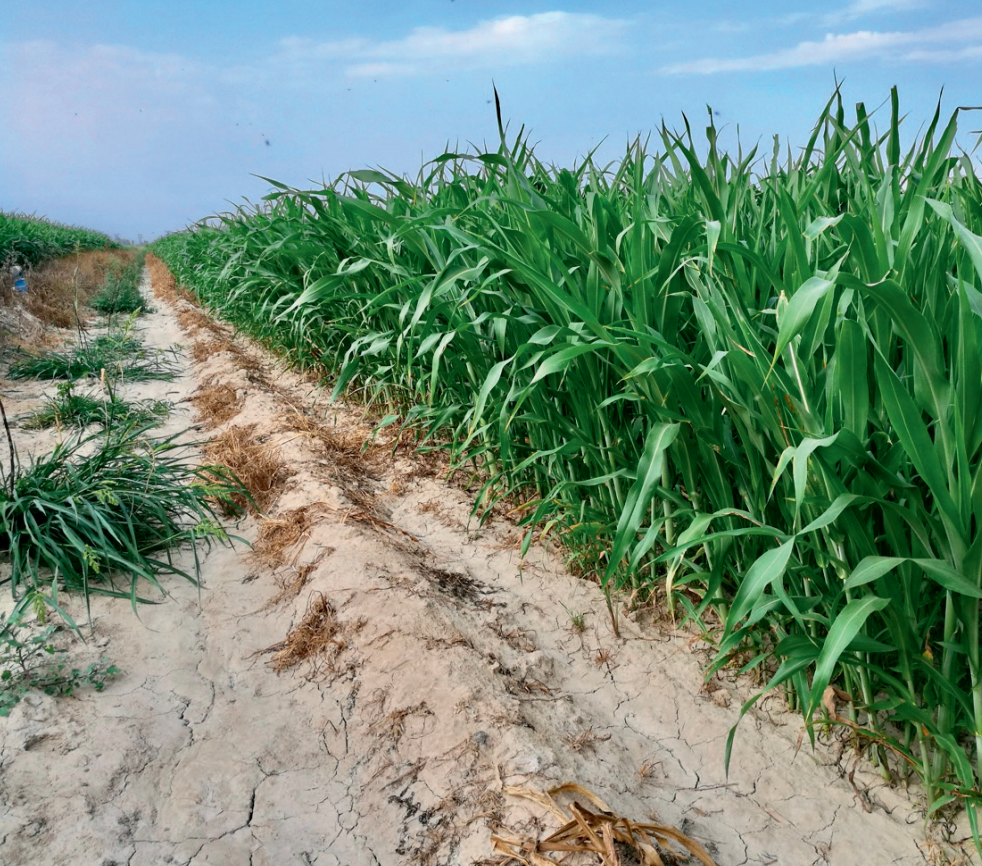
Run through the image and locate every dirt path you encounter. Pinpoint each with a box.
[0,269,962,865]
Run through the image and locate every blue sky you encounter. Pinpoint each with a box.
[1,1,980,241]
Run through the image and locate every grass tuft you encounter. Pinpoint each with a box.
[20,381,169,431]
[0,420,245,625]
[8,331,178,381]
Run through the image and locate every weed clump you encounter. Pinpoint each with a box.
[89,253,150,316]
[0,419,245,623]
[8,330,178,381]
[21,381,169,431]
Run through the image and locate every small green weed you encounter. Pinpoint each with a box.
[90,281,147,316]
[560,603,587,633]
[1,608,119,716]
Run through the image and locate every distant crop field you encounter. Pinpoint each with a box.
[1,212,118,269]
[153,87,982,838]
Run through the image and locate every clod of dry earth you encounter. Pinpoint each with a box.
[0,264,970,866]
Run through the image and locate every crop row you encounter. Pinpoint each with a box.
[153,88,982,830]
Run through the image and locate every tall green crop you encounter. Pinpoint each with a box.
[0,212,117,269]
[154,88,982,836]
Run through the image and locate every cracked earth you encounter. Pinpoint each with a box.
[0,267,967,865]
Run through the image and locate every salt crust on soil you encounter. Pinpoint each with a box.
[0,271,964,865]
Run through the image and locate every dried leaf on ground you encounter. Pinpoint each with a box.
[492,783,717,866]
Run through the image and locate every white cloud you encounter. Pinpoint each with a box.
[2,11,628,157]
[272,12,628,78]
[663,16,982,74]
[368,13,623,62]
[665,30,905,74]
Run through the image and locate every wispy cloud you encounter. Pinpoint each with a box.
[273,12,629,78]
[663,16,982,74]
[2,11,631,201]
[3,11,629,150]
[710,1,921,42]
[904,44,982,62]
[6,41,216,147]
[832,0,924,22]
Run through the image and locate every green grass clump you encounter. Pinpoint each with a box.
[0,421,245,623]
[89,253,150,316]
[153,87,982,838]
[8,332,178,381]
[0,212,117,269]
[21,382,169,431]
[90,282,146,316]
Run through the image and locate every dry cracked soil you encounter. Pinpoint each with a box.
[0,266,973,866]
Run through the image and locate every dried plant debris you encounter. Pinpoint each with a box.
[336,491,420,543]
[251,504,332,568]
[266,558,324,607]
[492,784,717,866]
[564,731,611,754]
[190,338,231,364]
[176,305,227,337]
[261,592,362,675]
[371,700,434,749]
[489,620,537,654]
[192,336,265,376]
[191,383,241,427]
[474,788,507,830]
[146,253,192,304]
[203,424,288,514]
[146,255,174,300]
[276,406,380,486]
[418,562,497,605]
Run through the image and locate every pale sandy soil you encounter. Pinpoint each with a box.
[0,270,973,866]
